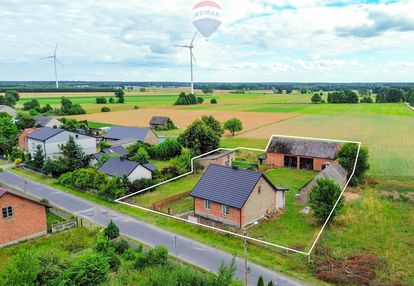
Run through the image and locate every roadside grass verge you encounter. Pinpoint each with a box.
[7,167,325,285]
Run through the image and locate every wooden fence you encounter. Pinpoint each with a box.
[51,219,77,233]
[152,191,191,209]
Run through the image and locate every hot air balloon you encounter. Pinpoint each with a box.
[192,1,222,38]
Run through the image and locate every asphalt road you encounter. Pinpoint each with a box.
[0,170,307,286]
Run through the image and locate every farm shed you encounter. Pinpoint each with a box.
[90,146,128,166]
[190,164,288,228]
[297,162,348,204]
[149,116,174,129]
[266,137,340,171]
[0,188,48,248]
[34,116,62,128]
[104,126,158,145]
[197,150,235,171]
[99,157,155,182]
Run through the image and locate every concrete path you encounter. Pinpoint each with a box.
[0,170,307,286]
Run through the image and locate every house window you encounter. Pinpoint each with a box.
[2,206,13,219]
[258,186,262,194]
[221,205,230,215]
[204,200,211,210]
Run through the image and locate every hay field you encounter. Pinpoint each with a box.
[239,112,414,178]
[72,108,299,133]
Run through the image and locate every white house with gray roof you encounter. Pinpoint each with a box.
[98,158,155,182]
[27,127,97,159]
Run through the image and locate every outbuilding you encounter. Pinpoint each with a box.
[98,157,155,182]
[149,116,173,129]
[0,188,48,248]
[197,150,235,171]
[104,126,159,145]
[266,137,340,171]
[190,164,288,228]
[34,116,62,128]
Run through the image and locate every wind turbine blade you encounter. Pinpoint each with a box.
[56,58,64,67]
[175,45,190,48]
[190,31,198,46]
[54,43,58,56]
[40,56,54,60]
[192,53,197,65]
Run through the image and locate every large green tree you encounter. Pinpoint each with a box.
[224,118,243,136]
[309,178,344,222]
[0,116,19,156]
[114,88,125,103]
[201,115,224,136]
[178,119,220,155]
[15,112,35,130]
[59,136,87,171]
[338,143,370,185]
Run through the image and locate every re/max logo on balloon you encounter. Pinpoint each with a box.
[193,1,222,38]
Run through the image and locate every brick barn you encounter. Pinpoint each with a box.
[266,137,340,171]
[0,188,48,248]
[190,164,288,228]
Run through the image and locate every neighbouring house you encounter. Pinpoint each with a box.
[190,164,288,228]
[297,162,348,204]
[197,150,236,172]
[149,116,173,129]
[89,146,129,166]
[18,128,39,151]
[104,126,159,145]
[0,187,48,248]
[34,116,62,128]
[266,137,341,171]
[98,157,155,182]
[0,105,17,119]
[27,127,97,159]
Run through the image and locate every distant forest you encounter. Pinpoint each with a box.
[0,81,413,92]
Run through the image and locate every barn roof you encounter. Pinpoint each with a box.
[267,137,340,159]
[0,105,17,117]
[105,126,151,141]
[35,116,61,127]
[150,116,170,125]
[314,162,348,187]
[190,164,287,209]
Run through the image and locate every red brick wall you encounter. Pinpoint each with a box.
[194,197,241,227]
[0,193,47,246]
[18,128,38,151]
[267,152,335,171]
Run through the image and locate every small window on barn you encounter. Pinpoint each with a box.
[2,206,13,219]
[221,205,230,215]
[204,200,211,210]
[258,186,262,194]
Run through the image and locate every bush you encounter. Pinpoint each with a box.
[338,143,370,185]
[309,178,343,222]
[63,252,110,286]
[224,118,243,136]
[101,107,111,112]
[72,168,96,190]
[211,98,217,104]
[0,250,40,285]
[131,148,150,164]
[104,220,120,240]
[196,97,204,104]
[174,92,197,105]
[147,246,169,266]
[153,139,182,160]
[360,96,373,103]
[311,93,322,103]
[113,240,130,254]
[96,97,107,104]
[14,158,22,166]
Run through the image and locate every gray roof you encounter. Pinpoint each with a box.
[314,162,348,187]
[143,163,156,172]
[99,158,155,178]
[199,150,234,161]
[267,137,340,159]
[105,126,151,141]
[102,146,128,156]
[150,116,170,125]
[190,164,286,209]
[27,127,64,141]
[0,105,17,117]
[99,158,140,177]
[35,116,60,127]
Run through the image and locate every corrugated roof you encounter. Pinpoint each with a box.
[99,158,139,177]
[105,126,150,141]
[150,116,170,125]
[190,164,285,209]
[27,127,64,141]
[267,137,340,159]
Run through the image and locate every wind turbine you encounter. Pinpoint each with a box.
[41,44,64,88]
[175,31,198,94]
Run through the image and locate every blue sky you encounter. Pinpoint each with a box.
[0,0,413,82]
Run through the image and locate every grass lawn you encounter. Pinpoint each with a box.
[46,209,65,232]
[249,169,317,250]
[165,196,194,214]
[0,227,96,271]
[132,173,202,208]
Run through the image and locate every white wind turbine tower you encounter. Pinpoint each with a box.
[175,31,198,94]
[41,44,64,88]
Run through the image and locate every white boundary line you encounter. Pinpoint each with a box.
[115,134,361,257]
